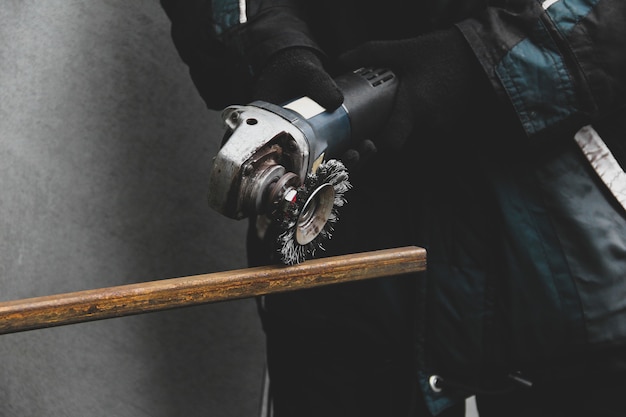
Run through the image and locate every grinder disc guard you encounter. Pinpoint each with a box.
[276,159,351,265]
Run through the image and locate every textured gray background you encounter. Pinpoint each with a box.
[0,1,266,416]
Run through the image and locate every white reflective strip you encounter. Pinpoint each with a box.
[259,366,271,417]
[284,97,326,119]
[239,0,247,24]
[542,0,560,9]
[574,125,626,210]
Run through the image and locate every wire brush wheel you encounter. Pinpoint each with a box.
[276,159,351,265]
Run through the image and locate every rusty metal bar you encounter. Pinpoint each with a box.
[0,246,426,335]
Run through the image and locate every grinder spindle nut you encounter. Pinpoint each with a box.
[266,172,301,221]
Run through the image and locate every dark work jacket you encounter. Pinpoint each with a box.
[161,0,626,414]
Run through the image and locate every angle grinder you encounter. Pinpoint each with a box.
[207,67,398,264]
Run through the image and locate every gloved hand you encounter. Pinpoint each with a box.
[253,47,377,172]
[339,27,499,151]
[252,47,344,110]
[340,139,378,173]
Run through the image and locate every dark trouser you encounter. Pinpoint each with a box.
[257,280,466,417]
[476,372,626,417]
[249,161,434,416]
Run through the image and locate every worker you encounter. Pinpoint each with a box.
[160,1,626,415]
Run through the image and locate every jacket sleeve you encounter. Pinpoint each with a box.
[456,0,626,142]
[160,0,321,110]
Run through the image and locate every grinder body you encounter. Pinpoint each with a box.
[207,67,397,263]
[208,67,397,219]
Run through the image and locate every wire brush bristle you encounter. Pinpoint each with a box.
[277,159,351,265]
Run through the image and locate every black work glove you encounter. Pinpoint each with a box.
[340,139,378,173]
[253,47,378,172]
[252,47,343,110]
[339,27,499,152]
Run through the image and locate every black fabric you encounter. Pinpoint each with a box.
[252,47,343,110]
[160,0,252,109]
[338,27,500,151]
[476,372,626,417]
[339,139,378,174]
[159,0,325,110]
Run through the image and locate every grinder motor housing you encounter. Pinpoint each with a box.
[207,67,398,226]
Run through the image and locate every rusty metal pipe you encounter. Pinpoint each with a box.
[0,246,426,335]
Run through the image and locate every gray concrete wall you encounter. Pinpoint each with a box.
[0,1,265,416]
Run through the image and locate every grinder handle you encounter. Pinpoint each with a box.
[335,67,398,147]
[245,67,398,172]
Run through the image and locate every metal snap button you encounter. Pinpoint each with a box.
[428,375,443,393]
